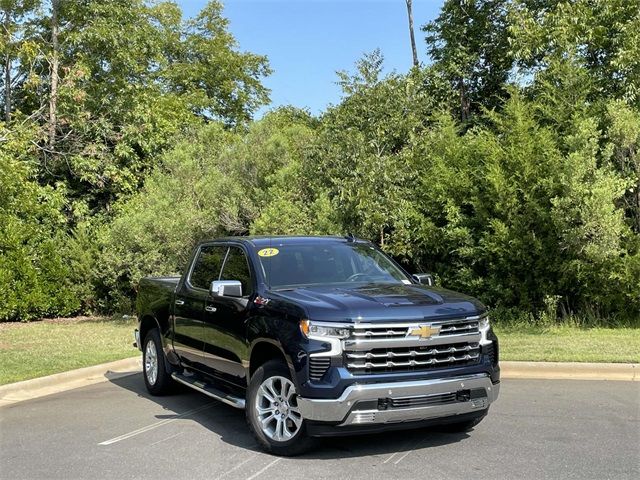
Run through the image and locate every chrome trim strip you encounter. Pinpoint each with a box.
[345,344,479,359]
[297,373,499,424]
[170,373,246,409]
[343,332,481,351]
[309,336,343,357]
[301,315,487,331]
[440,323,478,333]
[352,329,407,337]
[346,353,480,370]
[348,316,487,330]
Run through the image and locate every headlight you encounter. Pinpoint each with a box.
[300,320,351,339]
[479,315,491,345]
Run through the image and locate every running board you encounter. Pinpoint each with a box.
[171,373,246,409]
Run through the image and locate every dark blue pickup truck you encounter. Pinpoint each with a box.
[135,236,500,455]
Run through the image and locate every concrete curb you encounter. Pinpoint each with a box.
[501,361,639,382]
[0,358,637,408]
[0,357,141,408]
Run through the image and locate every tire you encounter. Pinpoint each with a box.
[437,412,487,433]
[246,359,315,456]
[142,329,174,395]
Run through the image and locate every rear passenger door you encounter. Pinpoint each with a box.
[172,245,226,371]
[201,245,254,386]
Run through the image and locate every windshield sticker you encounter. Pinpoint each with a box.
[401,279,412,285]
[258,248,279,257]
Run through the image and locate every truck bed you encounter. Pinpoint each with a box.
[136,276,180,325]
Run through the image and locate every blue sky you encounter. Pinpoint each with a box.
[178,0,444,116]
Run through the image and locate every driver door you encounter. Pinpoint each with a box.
[200,245,254,387]
[172,244,226,371]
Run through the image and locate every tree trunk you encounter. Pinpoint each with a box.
[405,0,419,67]
[3,9,11,123]
[635,187,640,233]
[3,53,10,123]
[458,77,469,122]
[48,0,59,149]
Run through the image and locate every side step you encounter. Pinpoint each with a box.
[171,373,246,409]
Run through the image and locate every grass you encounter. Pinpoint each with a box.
[495,324,640,363]
[0,316,138,386]
[0,317,638,386]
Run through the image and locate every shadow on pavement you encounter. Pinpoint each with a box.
[108,372,472,459]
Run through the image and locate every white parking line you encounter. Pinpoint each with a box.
[382,451,401,464]
[393,437,430,465]
[381,438,419,465]
[245,457,282,480]
[98,402,215,446]
[149,431,184,447]
[218,453,258,479]
[393,450,412,465]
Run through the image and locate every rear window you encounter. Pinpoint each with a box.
[189,245,226,289]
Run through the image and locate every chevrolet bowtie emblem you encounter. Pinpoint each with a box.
[409,325,440,339]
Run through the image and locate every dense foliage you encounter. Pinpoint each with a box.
[1,0,639,323]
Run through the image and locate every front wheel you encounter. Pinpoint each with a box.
[142,329,174,395]
[246,360,314,456]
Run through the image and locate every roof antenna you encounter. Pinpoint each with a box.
[345,233,355,242]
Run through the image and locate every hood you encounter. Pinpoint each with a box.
[269,283,485,323]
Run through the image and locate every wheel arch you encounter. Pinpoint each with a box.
[139,314,161,347]
[249,339,296,384]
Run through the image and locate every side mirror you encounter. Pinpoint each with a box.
[413,273,434,286]
[210,280,243,298]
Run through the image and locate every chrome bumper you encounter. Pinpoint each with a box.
[297,374,499,426]
[134,329,141,351]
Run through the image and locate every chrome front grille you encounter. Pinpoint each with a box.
[351,328,407,339]
[439,320,479,335]
[346,343,480,373]
[344,318,483,375]
[388,392,457,409]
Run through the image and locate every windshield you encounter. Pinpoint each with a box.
[256,242,412,288]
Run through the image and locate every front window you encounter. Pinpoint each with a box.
[220,246,253,297]
[256,243,411,289]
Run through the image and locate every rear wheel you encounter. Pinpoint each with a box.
[142,329,174,395]
[246,360,314,456]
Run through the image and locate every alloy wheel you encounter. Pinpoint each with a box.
[144,340,158,386]
[255,376,303,442]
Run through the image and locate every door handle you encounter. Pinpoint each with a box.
[175,299,185,306]
[205,306,217,313]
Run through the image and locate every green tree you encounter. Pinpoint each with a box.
[0,0,39,122]
[317,51,425,246]
[510,0,640,108]
[7,0,270,211]
[423,0,513,121]
[605,101,640,233]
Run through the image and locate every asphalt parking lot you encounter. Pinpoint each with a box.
[1,374,638,480]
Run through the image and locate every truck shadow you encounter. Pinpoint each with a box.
[108,372,472,459]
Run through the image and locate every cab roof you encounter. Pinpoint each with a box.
[205,235,369,247]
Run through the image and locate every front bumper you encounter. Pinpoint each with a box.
[134,329,141,351]
[297,373,499,427]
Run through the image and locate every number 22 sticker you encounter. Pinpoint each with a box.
[258,248,279,257]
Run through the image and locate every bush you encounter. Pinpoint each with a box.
[95,109,323,311]
[0,128,81,321]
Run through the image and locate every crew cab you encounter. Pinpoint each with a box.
[135,236,500,455]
